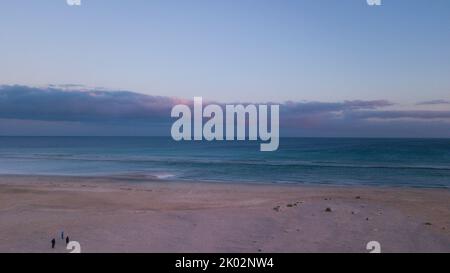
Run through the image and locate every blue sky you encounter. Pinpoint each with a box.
[1,0,450,102]
[0,0,449,136]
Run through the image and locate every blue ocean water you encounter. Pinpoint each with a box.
[0,137,449,188]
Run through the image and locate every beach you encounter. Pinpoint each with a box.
[0,175,449,253]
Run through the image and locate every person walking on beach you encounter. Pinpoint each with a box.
[66,236,70,245]
[51,238,56,249]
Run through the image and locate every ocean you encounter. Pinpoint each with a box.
[0,137,449,188]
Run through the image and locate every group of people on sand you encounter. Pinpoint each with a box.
[51,231,70,249]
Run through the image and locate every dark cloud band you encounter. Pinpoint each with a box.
[0,85,449,137]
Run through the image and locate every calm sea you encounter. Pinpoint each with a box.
[0,137,449,188]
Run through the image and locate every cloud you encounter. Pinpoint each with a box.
[0,84,395,124]
[282,100,394,115]
[348,110,450,120]
[416,99,450,105]
[0,85,177,122]
[0,85,449,137]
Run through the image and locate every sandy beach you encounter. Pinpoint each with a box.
[0,175,449,253]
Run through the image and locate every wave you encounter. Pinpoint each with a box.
[1,153,450,172]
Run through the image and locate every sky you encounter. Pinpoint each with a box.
[0,0,449,137]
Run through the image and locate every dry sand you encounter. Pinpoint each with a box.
[0,175,449,253]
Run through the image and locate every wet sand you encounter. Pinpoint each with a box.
[0,175,449,253]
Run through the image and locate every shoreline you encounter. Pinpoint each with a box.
[0,173,448,190]
[0,174,449,253]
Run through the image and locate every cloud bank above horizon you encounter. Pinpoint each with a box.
[0,85,449,138]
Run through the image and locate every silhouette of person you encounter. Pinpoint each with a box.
[61,231,64,240]
[51,238,56,249]
[66,236,70,245]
